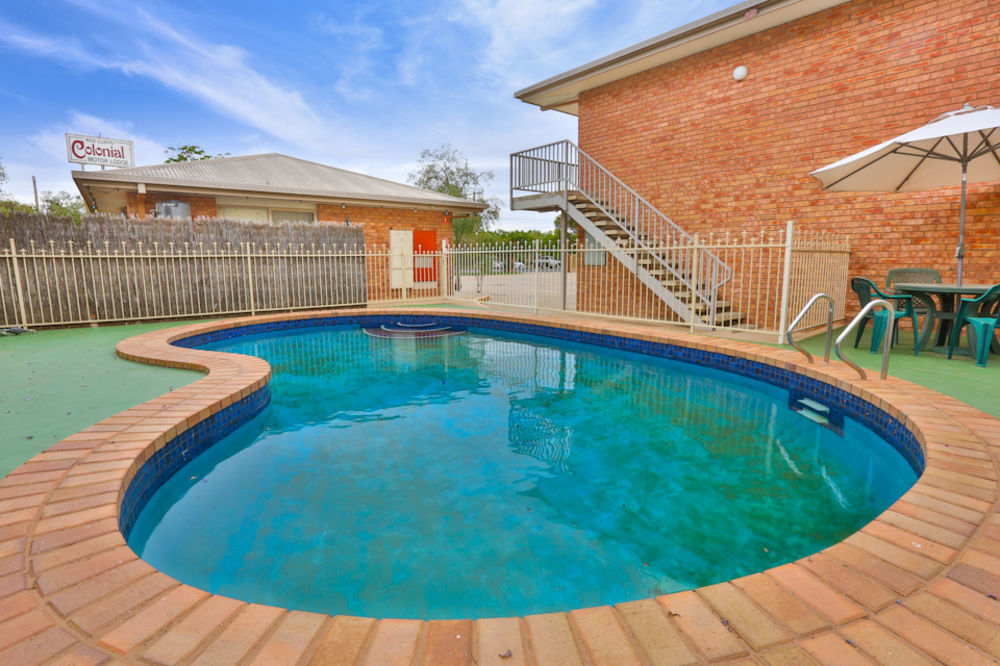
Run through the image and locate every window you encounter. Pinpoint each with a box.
[155,200,191,219]
[218,206,269,223]
[271,210,314,224]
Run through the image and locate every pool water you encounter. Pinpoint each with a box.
[128,326,917,619]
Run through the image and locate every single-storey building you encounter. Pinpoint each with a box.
[72,152,486,252]
[73,153,486,298]
[512,0,1000,322]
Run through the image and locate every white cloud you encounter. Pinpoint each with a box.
[0,113,170,204]
[30,112,169,166]
[0,8,338,150]
[451,0,599,89]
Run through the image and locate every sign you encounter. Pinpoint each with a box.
[65,134,134,168]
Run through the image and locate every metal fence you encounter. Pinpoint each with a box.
[2,222,848,338]
[445,223,850,340]
[1,239,369,327]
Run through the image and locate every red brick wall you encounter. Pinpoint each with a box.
[577,0,1000,312]
[317,204,454,299]
[316,204,453,249]
[125,192,217,219]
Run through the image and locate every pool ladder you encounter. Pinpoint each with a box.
[787,293,895,380]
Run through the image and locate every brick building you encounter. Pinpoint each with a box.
[72,153,485,252]
[513,0,1000,320]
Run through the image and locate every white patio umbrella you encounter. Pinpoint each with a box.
[811,103,1000,285]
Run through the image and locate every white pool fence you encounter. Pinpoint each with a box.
[1,222,849,340]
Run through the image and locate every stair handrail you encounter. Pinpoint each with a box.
[786,293,835,364]
[510,140,732,321]
[834,300,894,380]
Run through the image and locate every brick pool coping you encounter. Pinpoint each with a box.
[2,308,999,664]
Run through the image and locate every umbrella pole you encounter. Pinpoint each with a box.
[958,160,967,286]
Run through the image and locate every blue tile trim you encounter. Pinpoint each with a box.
[119,385,271,539]
[137,313,920,530]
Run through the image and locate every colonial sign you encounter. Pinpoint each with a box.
[65,134,135,168]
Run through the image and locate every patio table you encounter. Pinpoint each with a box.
[894,282,995,353]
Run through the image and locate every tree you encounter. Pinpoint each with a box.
[41,191,87,224]
[408,145,502,243]
[0,159,35,215]
[164,145,231,163]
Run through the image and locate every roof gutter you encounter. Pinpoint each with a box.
[71,171,488,214]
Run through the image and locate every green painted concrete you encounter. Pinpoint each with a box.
[0,322,204,477]
[780,326,1000,419]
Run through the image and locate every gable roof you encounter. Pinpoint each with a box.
[515,0,850,115]
[72,153,487,212]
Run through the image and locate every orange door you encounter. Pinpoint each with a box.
[413,230,437,282]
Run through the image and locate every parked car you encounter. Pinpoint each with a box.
[492,259,528,273]
[532,255,561,270]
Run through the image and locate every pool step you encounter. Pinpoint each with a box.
[362,321,466,339]
[796,407,830,426]
[788,391,843,435]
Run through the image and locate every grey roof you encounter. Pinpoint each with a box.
[72,153,487,211]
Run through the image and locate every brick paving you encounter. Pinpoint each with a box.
[1,308,999,664]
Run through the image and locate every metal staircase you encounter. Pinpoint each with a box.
[510,140,742,327]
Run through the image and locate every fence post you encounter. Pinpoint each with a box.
[689,234,700,333]
[440,238,449,298]
[777,220,795,344]
[245,243,257,316]
[8,239,28,327]
[533,239,540,312]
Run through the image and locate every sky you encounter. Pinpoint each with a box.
[0,0,736,231]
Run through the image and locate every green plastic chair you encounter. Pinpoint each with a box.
[947,282,1000,367]
[886,268,942,348]
[851,278,920,355]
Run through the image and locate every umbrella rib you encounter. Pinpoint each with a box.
[969,128,1000,165]
[896,137,948,191]
[823,145,913,189]
[894,146,961,161]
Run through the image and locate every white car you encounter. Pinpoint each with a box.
[492,260,528,273]
[533,255,561,270]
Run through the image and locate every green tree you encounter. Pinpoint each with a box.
[0,159,35,215]
[164,145,231,163]
[41,191,87,224]
[408,145,502,243]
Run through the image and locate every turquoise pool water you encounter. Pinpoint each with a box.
[129,326,917,619]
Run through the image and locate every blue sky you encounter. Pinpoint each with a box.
[0,0,734,230]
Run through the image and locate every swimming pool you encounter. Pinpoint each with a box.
[13,307,994,662]
[124,317,918,620]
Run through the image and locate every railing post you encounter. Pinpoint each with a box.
[777,220,795,343]
[9,239,29,327]
[689,234,700,333]
[245,242,257,316]
[533,239,540,312]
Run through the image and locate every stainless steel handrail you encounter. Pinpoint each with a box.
[834,300,895,380]
[786,293,835,363]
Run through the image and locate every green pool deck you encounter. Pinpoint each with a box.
[0,321,203,478]
[777,325,1000,419]
[1,312,997,479]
